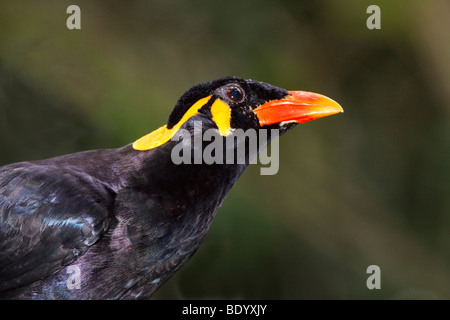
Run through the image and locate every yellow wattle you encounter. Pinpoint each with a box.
[133,96,212,151]
[210,99,232,136]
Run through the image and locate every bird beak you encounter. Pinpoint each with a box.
[253,91,343,126]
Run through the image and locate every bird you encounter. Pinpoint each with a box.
[0,76,342,299]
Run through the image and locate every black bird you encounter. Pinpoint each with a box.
[0,77,342,299]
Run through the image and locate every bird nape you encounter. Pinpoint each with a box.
[0,77,343,299]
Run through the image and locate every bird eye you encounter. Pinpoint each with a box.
[222,85,245,103]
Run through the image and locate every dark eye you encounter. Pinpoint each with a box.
[222,84,245,103]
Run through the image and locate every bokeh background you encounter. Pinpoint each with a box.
[1,0,449,299]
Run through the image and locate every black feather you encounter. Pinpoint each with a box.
[0,77,294,299]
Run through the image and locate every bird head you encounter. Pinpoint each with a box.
[133,77,343,151]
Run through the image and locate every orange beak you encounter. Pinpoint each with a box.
[253,91,343,126]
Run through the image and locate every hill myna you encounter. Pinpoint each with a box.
[0,77,342,299]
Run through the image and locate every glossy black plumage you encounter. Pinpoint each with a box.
[0,77,296,299]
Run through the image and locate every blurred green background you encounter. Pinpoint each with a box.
[1,0,449,299]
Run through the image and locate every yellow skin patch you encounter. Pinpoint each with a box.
[133,96,232,151]
[210,99,232,136]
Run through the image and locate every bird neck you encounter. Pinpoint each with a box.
[123,140,248,220]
